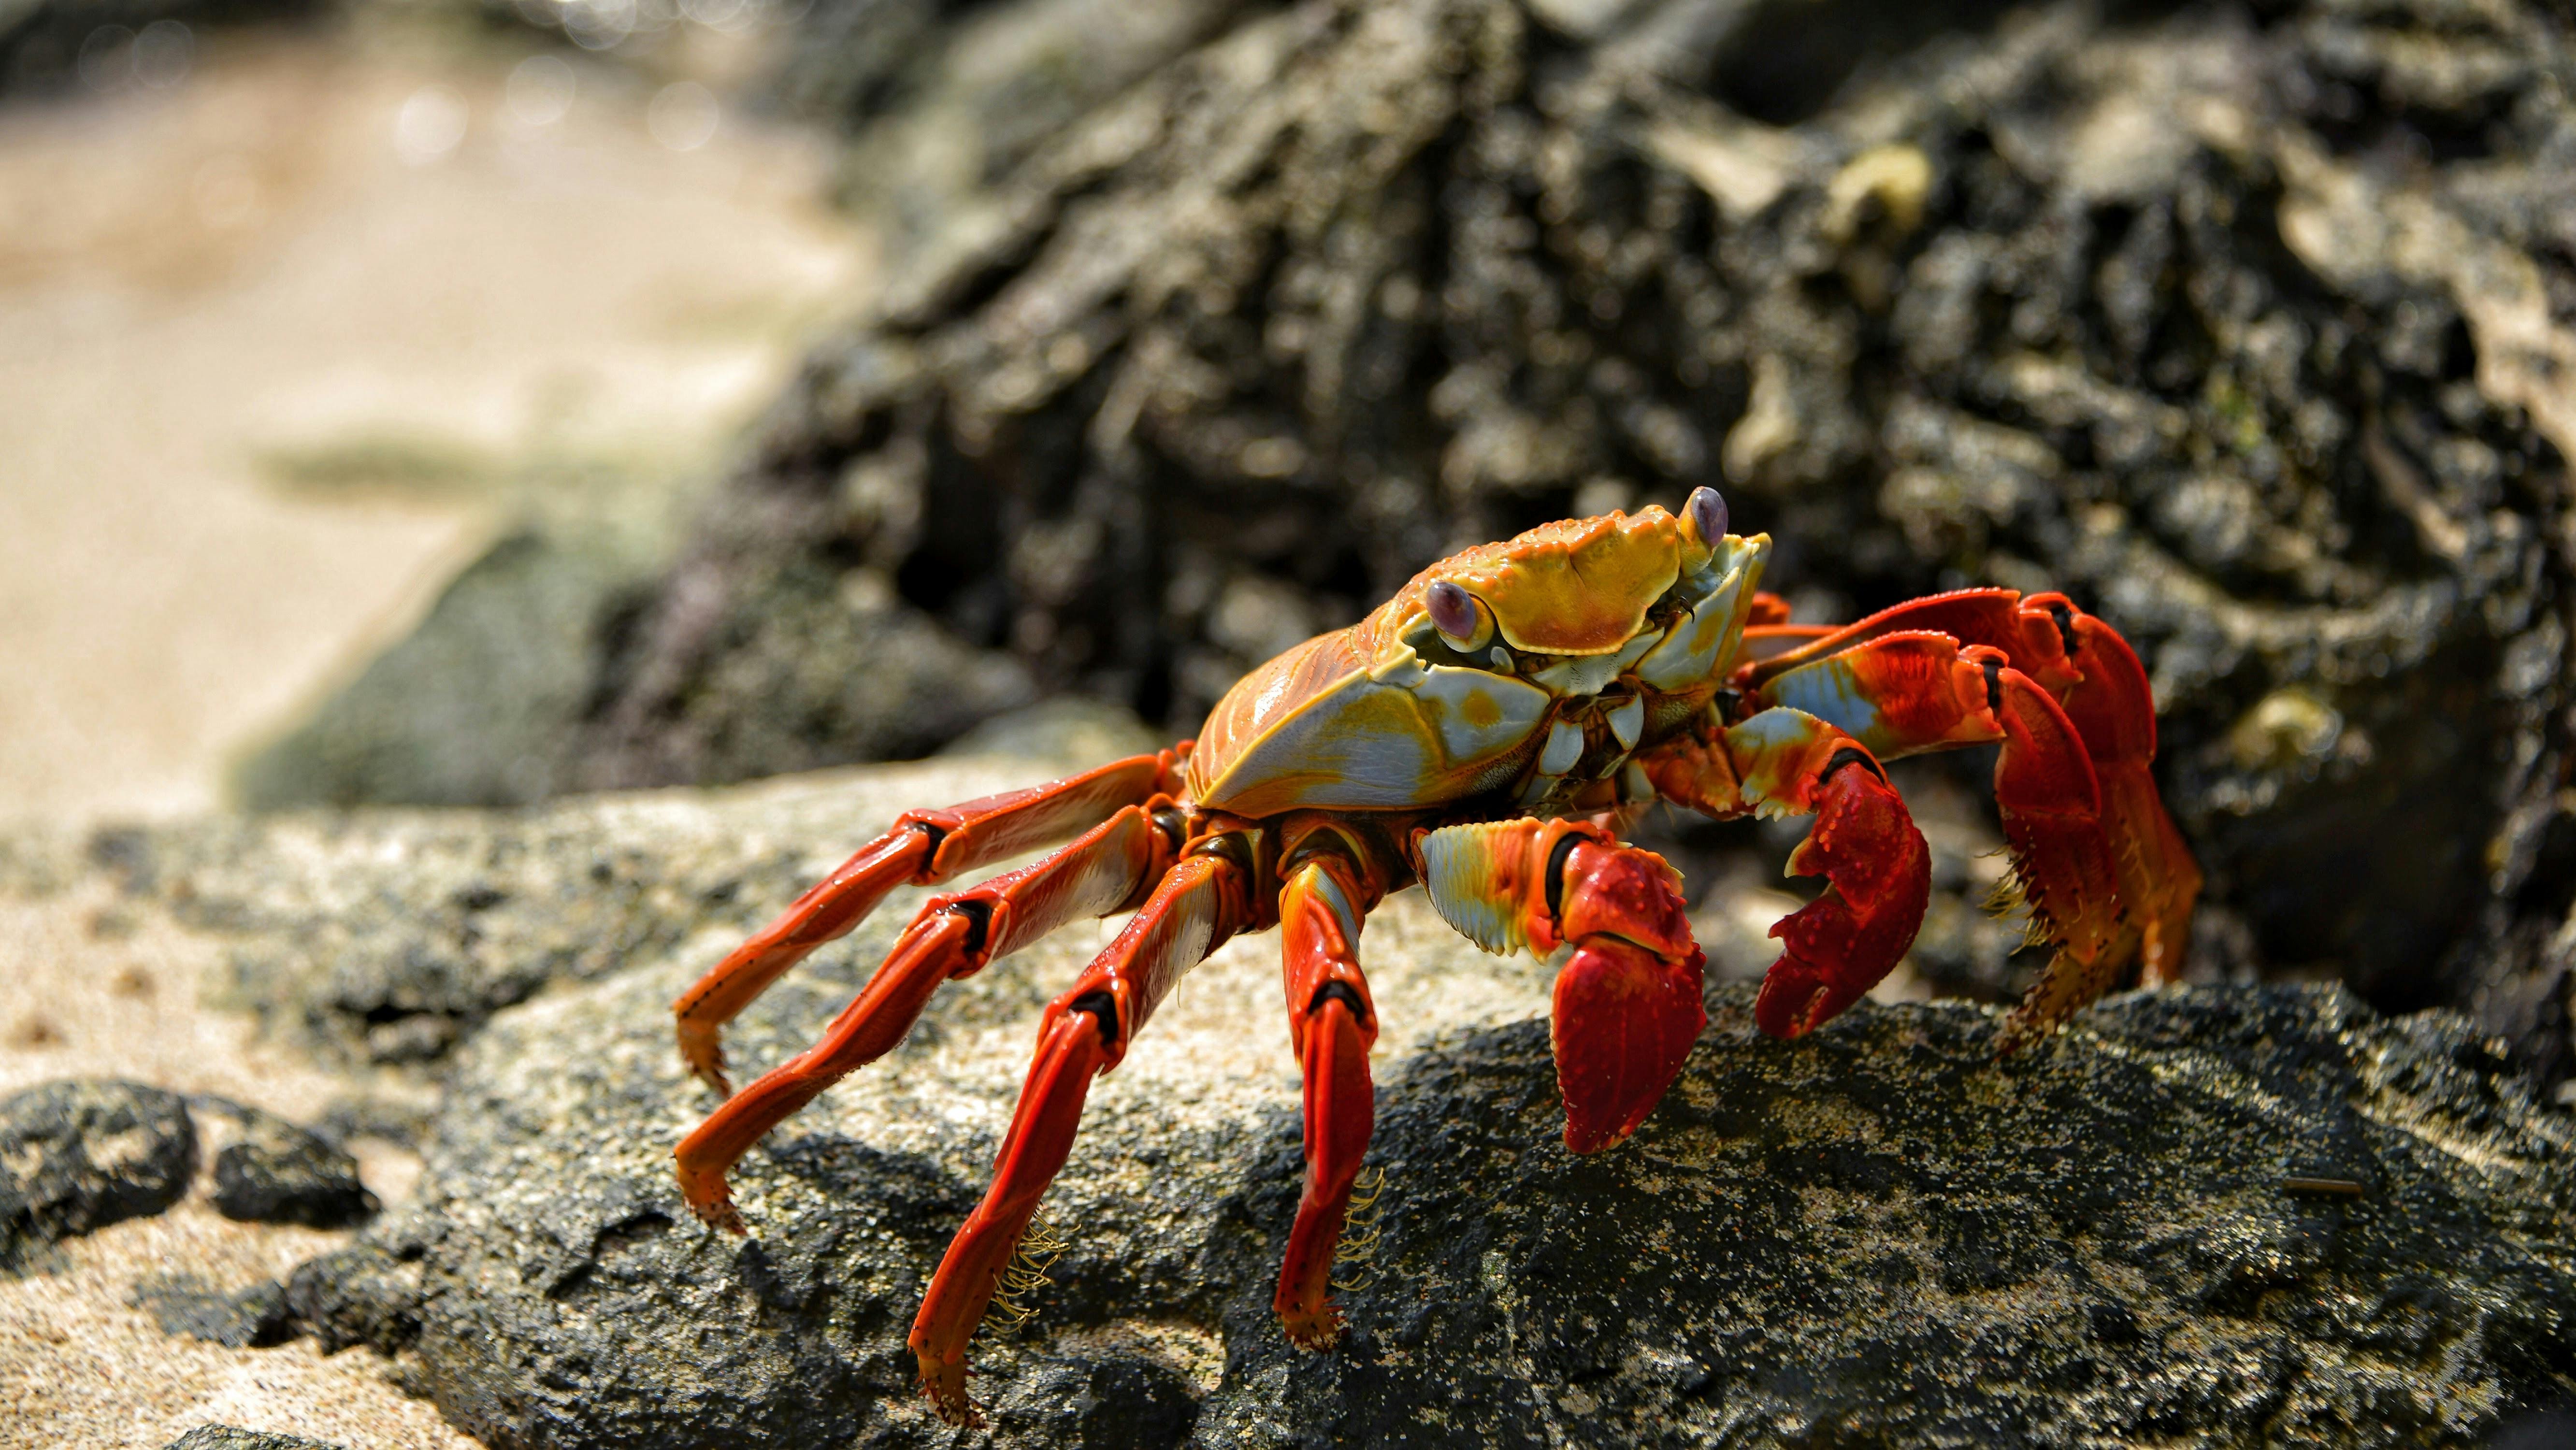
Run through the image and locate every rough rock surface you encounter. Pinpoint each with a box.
[266,0,2576,1091]
[136,1274,302,1349]
[72,759,1057,1069]
[162,1426,349,1450]
[268,818,2575,1449]
[0,1079,197,1271]
[191,1096,377,1228]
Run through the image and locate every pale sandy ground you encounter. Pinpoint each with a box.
[0,25,867,828]
[0,25,870,1446]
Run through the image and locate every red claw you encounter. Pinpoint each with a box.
[1754,754,1930,1039]
[1553,938,1707,1154]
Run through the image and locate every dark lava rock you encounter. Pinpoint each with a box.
[78,760,1061,1067]
[190,1096,377,1228]
[265,0,2576,1094]
[288,889,2576,1447]
[0,1079,196,1271]
[161,1426,347,1450]
[135,1274,301,1349]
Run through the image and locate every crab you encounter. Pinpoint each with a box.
[667,487,2202,1425]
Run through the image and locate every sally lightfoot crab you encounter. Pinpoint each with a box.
[667,488,2202,1425]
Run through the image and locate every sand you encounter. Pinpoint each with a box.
[0,25,875,1446]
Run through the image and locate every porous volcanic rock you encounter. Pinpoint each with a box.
[0,1078,197,1271]
[161,1426,348,1450]
[190,1095,377,1228]
[287,894,2575,1446]
[264,0,2576,1093]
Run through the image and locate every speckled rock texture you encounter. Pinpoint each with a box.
[266,0,2576,1095]
[190,1096,376,1228]
[162,1425,349,1450]
[0,1079,197,1272]
[279,859,2575,1445]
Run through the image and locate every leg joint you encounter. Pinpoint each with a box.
[1065,990,1122,1051]
[1306,979,1368,1027]
[1543,829,1584,924]
[1823,746,1885,783]
[946,898,993,961]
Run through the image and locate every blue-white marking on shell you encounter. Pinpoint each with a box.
[1756,656,1890,758]
[1529,632,1657,695]
[1636,535,1769,691]
[1414,663,1553,763]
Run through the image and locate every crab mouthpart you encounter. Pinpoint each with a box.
[1551,938,1706,1154]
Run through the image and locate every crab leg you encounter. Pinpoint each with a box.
[1416,818,1707,1154]
[673,749,1185,1093]
[675,804,1179,1231]
[2021,594,2202,987]
[910,842,1259,1427]
[1640,708,1930,1040]
[1272,840,1387,1349]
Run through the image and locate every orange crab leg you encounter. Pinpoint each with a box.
[1641,708,1930,1040]
[672,749,1185,1093]
[910,842,1259,1428]
[675,804,1179,1231]
[1416,818,1706,1154]
[1272,838,1386,1349]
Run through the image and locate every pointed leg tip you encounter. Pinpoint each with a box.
[917,1362,981,1428]
[1280,1306,1345,1351]
[1562,1120,1637,1155]
[677,1175,747,1234]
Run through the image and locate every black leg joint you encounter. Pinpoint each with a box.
[1823,747,1886,783]
[2047,601,2079,658]
[948,898,994,960]
[1543,830,1586,925]
[1307,979,1369,1027]
[1980,657,2004,715]
[1066,990,1122,1050]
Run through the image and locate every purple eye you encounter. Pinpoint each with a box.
[1686,486,1728,543]
[1426,580,1490,649]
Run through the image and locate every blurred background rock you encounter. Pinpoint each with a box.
[3,0,2572,1440]
[181,0,2576,1090]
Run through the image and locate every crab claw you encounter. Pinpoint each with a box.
[1754,750,1931,1038]
[1553,937,1707,1154]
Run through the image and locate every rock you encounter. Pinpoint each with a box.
[0,0,320,95]
[0,1079,197,1271]
[189,1097,377,1228]
[284,853,2576,1448]
[161,1426,347,1450]
[272,0,2576,1088]
[284,1242,422,1357]
[134,1275,300,1349]
[91,759,1054,1067]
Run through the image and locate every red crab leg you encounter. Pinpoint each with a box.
[1745,628,2150,1047]
[910,843,1259,1428]
[1273,841,1386,1349]
[675,804,1179,1231]
[1641,707,1930,1040]
[1415,818,1706,1154]
[2018,594,2203,987]
[672,748,1185,1093]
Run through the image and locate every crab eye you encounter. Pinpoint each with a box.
[1685,485,1728,544]
[1426,580,1494,651]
